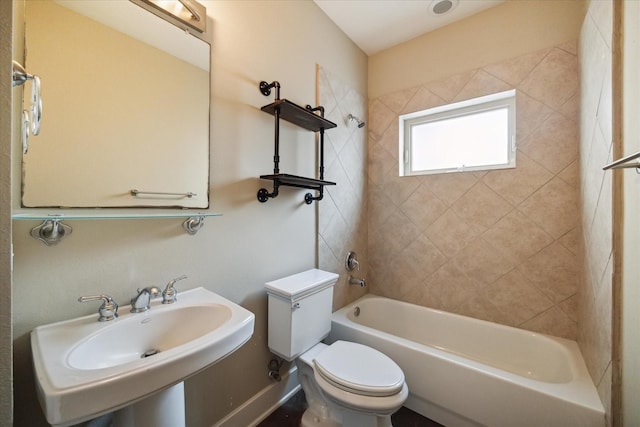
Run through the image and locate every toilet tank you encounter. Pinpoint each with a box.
[265,269,339,361]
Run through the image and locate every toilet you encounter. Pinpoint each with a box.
[266,269,408,427]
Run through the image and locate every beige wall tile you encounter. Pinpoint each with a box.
[452,238,515,287]
[482,150,553,206]
[367,40,583,341]
[453,294,513,325]
[425,210,480,257]
[515,90,553,141]
[517,242,578,303]
[426,261,481,310]
[520,306,577,340]
[399,185,448,232]
[318,66,368,309]
[378,86,418,114]
[484,47,550,87]
[420,172,478,206]
[379,167,420,206]
[368,98,396,140]
[425,69,477,102]
[483,209,554,264]
[401,87,446,115]
[519,111,579,174]
[450,182,512,231]
[483,269,555,326]
[558,227,581,256]
[519,48,579,110]
[518,176,578,239]
[453,69,512,102]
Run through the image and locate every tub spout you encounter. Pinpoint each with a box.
[349,276,366,287]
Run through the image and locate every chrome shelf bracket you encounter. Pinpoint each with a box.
[182,216,205,235]
[30,219,72,246]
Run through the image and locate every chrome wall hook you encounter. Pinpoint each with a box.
[13,60,43,152]
[30,219,72,246]
[12,60,32,87]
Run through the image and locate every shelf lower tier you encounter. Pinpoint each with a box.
[259,173,336,190]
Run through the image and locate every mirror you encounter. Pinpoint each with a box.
[21,0,210,208]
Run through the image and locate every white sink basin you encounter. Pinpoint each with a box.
[31,287,255,426]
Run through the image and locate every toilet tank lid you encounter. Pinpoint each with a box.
[265,269,339,301]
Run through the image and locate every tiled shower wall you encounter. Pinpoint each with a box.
[317,65,368,309]
[368,42,580,339]
[578,0,613,422]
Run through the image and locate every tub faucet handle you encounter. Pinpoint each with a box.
[345,251,360,272]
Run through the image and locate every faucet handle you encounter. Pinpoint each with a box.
[345,251,360,272]
[78,294,119,322]
[162,275,187,304]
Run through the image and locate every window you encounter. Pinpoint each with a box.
[399,89,516,176]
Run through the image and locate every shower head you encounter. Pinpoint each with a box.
[348,114,366,128]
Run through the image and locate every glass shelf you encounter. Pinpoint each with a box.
[12,208,222,221]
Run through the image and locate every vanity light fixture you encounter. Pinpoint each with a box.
[130,0,206,33]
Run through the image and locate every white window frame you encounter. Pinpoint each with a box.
[399,89,516,176]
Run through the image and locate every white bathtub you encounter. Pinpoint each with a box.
[328,294,605,427]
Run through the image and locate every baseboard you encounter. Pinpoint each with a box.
[212,365,300,427]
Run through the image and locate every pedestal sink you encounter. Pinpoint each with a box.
[31,287,255,426]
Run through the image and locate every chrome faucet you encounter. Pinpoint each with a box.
[130,286,161,313]
[349,276,366,287]
[162,275,187,304]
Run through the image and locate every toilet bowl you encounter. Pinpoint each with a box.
[297,341,408,427]
[265,269,408,427]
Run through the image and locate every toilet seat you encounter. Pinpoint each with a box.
[313,341,405,397]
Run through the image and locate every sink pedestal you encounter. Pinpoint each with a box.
[113,382,185,427]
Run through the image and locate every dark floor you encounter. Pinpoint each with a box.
[258,390,443,427]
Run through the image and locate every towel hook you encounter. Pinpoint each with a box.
[13,61,43,152]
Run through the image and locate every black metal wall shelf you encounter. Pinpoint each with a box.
[260,99,337,132]
[257,81,336,204]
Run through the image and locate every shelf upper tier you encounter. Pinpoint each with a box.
[259,174,336,190]
[260,99,337,132]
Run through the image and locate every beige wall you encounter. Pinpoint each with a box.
[578,1,613,424]
[1,0,14,425]
[368,0,586,99]
[619,1,640,425]
[10,1,367,426]
[368,42,581,339]
[317,65,369,309]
